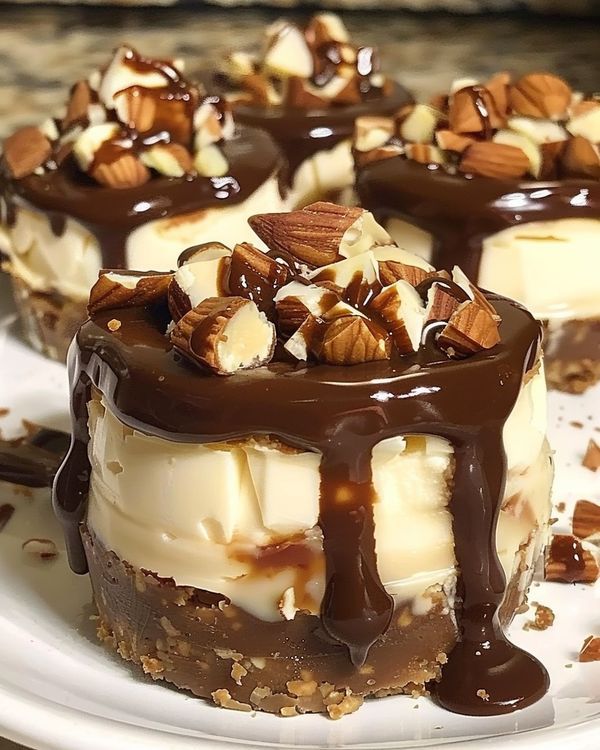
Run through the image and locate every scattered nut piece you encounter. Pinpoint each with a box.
[545,533,599,584]
[107,319,121,332]
[22,538,58,560]
[509,73,572,120]
[318,315,391,365]
[92,153,151,189]
[369,280,426,353]
[579,636,600,663]
[524,603,555,631]
[326,693,363,720]
[582,439,600,472]
[211,689,253,712]
[476,689,490,702]
[573,499,600,540]
[459,141,530,179]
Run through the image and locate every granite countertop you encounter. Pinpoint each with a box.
[0,6,597,749]
[0,6,598,136]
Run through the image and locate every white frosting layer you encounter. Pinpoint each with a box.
[287,138,354,209]
[0,176,285,301]
[385,217,600,321]
[86,366,551,622]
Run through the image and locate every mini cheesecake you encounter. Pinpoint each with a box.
[354,72,600,393]
[217,14,411,208]
[0,45,285,362]
[54,202,552,718]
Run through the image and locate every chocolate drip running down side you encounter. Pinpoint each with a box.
[229,82,412,182]
[2,125,283,269]
[54,294,549,715]
[356,158,600,280]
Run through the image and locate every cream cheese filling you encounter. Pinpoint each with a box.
[86,367,551,622]
[385,217,600,321]
[0,175,285,301]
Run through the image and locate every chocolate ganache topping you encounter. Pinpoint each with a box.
[354,71,600,278]
[216,14,412,179]
[54,202,549,716]
[0,45,283,269]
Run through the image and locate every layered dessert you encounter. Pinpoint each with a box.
[217,14,411,208]
[354,72,600,393]
[54,202,552,718]
[0,45,285,361]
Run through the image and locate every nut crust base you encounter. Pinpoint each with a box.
[9,273,86,362]
[83,526,457,717]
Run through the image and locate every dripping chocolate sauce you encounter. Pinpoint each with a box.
[53,290,549,715]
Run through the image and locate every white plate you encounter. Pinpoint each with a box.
[0,273,599,750]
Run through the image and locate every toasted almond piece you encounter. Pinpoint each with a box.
[437,300,501,357]
[579,636,600,663]
[449,86,497,134]
[239,73,281,106]
[378,259,432,287]
[354,115,395,153]
[354,144,404,168]
[562,136,600,178]
[573,499,600,541]
[523,603,555,631]
[3,127,52,179]
[72,122,120,170]
[435,129,474,153]
[582,438,600,472]
[570,98,600,118]
[509,73,572,120]
[451,266,501,322]
[539,141,566,179]
[425,282,462,323]
[318,315,391,365]
[484,71,511,126]
[88,270,172,314]
[264,23,313,79]
[459,141,530,179]
[567,105,600,144]
[22,538,58,561]
[493,129,542,178]
[285,77,328,108]
[141,143,194,177]
[228,242,289,311]
[405,143,445,165]
[63,80,93,129]
[275,280,339,335]
[250,202,383,267]
[114,86,157,132]
[170,296,276,375]
[305,12,349,45]
[399,104,442,144]
[284,315,320,361]
[177,242,232,267]
[545,533,599,583]
[369,280,426,353]
[92,153,151,189]
[168,251,232,321]
[309,251,381,308]
[194,144,229,178]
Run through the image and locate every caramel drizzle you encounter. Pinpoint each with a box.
[53,293,548,715]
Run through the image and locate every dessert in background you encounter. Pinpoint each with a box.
[217,13,411,207]
[354,72,600,393]
[54,202,552,718]
[0,46,285,362]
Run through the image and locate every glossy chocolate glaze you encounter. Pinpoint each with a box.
[53,289,550,715]
[1,125,283,269]
[357,158,600,280]
[230,82,411,181]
